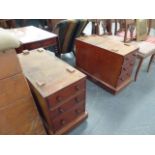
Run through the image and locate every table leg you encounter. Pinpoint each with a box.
[148,19,152,35]
[147,54,155,72]
[135,57,144,81]
[114,19,118,35]
[106,19,112,35]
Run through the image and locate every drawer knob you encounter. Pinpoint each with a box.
[75,85,80,91]
[56,96,62,102]
[125,57,129,61]
[75,97,80,103]
[60,120,66,125]
[123,67,127,71]
[121,77,124,81]
[130,62,134,66]
[75,109,81,114]
[58,108,64,113]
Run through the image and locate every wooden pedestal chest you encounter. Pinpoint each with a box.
[76,35,139,94]
[18,49,88,134]
[0,49,46,134]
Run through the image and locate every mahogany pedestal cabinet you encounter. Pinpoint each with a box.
[76,35,139,94]
[0,49,46,134]
[18,49,88,135]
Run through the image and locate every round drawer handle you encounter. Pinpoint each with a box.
[60,120,66,125]
[75,97,80,103]
[125,57,129,61]
[75,109,81,114]
[121,77,124,81]
[58,107,64,113]
[123,67,127,71]
[130,62,134,66]
[75,85,80,91]
[56,96,62,102]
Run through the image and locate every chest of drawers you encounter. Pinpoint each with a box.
[0,49,46,134]
[18,49,88,134]
[76,35,139,94]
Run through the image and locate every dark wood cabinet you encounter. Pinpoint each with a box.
[76,35,139,94]
[18,49,88,134]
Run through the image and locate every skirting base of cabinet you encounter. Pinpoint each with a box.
[76,67,132,95]
[46,112,88,135]
[55,112,88,135]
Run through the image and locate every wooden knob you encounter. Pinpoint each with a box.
[58,107,64,113]
[75,109,81,114]
[130,62,134,66]
[121,77,124,81]
[75,97,80,103]
[75,85,80,91]
[56,96,62,102]
[125,57,129,61]
[123,67,126,71]
[60,120,66,125]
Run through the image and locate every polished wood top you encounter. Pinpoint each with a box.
[18,49,86,97]
[8,26,57,44]
[76,35,139,56]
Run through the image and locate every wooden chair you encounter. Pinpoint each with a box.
[115,19,155,81]
[53,19,88,57]
[89,19,112,35]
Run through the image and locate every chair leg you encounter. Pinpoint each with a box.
[135,58,144,81]
[72,50,76,57]
[114,19,117,35]
[147,54,155,72]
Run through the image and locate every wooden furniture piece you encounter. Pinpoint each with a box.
[0,19,16,28]
[46,19,65,32]
[115,19,152,43]
[131,41,155,81]
[114,20,155,81]
[0,49,46,134]
[76,35,139,94]
[18,49,88,135]
[89,19,112,35]
[8,26,58,53]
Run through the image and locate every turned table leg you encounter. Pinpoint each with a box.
[135,57,144,81]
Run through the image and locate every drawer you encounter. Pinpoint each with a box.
[0,73,31,108]
[51,103,85,131]
[123,52,136,66]
[49,91,85,119]
[47,79,86,108]
[0,49,22,80]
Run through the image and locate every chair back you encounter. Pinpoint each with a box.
[55,19,88,54]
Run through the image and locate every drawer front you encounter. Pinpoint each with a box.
[51,103,85,131]
[0,73,31,108]
[47,79,86,108]
[23,38,57,50]
[0,49,22,80]
[49,91,85,119]
[117,52,136,86]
